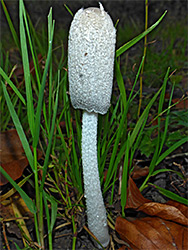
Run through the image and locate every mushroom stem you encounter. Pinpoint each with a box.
[82,111,110,247]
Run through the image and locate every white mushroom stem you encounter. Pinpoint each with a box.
[82,111,110,247]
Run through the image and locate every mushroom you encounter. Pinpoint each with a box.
[68,3,116,247]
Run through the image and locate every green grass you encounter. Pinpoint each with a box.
[117,17,188,88]
[0,0,187,249]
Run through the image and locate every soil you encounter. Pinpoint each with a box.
[0,0,187,250]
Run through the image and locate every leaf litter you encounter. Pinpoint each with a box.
[0,129,42,185]
[0,129,42,247]
[115,177,188,250]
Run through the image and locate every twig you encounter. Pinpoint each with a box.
[2,222,11,250]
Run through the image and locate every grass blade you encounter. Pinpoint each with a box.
[40,70,60,190]
[150,183,188,205]
[115,59,127,109]
[121,134,130,217]
[2,83,34,169]
[33,20,55,148]
[47,8,53,131]
[0,166,36,213]
[159,82,175,155]
[64,4,73,16]
[104,109,127,191]
[1,0,20,51]
[13,242,22,250]
[151,169,184,179]
[104,57,153,192]
[129,88,162,148]
[19,0,35,137]
[140,136,188,192]
[156,137,188,166]
[43,191,58,233]
[116,11,167,57]
[128,56,145,104]
[43,191,57,250]
[22,3,41,89]
[0,68,26,105]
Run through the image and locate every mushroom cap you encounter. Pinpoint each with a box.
[68,3,116,115]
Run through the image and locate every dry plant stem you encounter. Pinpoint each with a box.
[2,222,11,250]
[82,111,110,247]
[138,0,148,117]
[65,159,77,249]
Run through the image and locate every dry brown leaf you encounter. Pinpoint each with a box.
[116,177,188,249]
[167,200,188,218]
[138,202,188,226]
[0,129,42,185]
[126,177,188,226]
[0,130,28,185]
[0,194,33,220]
[116,216,188,250]
[125,176,150,209]
[0,193,33,238]
[131,165,149,179]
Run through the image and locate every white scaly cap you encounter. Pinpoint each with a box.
[68,3,116,115]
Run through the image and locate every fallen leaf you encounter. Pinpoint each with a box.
[0,129,42,185]
[131,165,149,179]
[125,177,150,209]
[0,130,28,185]
[167,200,188,218]
[138,202,188,226]
[115,177,188,249]
[126,177,188,225]
[116,216,188,250]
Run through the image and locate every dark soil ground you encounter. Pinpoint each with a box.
[1,0,187,34]
[0,0,187,249]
